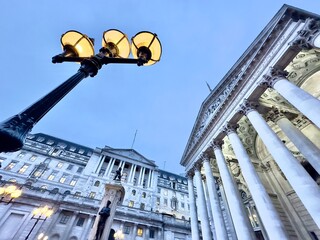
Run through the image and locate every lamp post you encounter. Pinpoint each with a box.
[25,205,54,240]
[0,29,162,153]
[0,184,22,203]
[114,229,125,240]
[37,232,49,240]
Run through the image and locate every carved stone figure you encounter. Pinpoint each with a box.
[95,200,111,240]
[113,167,122,181]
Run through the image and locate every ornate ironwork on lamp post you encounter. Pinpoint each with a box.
[0,29,162,153]
[25,205,54,240]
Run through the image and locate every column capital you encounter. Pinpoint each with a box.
[261,67,288,88]
[290,18,320,50]
[187,170,195,179]
[222,122,239,135]
[209,139,224,150]
[194,161,203,172]
[266,108,286,123]
[200,152,210,162]
[239,100,259,115]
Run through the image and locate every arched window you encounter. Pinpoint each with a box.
[142,192,146,198]
[94,181,100,187]
[132,190,136,196]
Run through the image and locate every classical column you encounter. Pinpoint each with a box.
[95,155,105,174]
[81,215,94,240]
[131,224,137,240]
[147,169,152,188]
[202,154,228,240]
[187,172,200,240]
[105,158,116,178]
[267,109,320,174]
[194,164,213,240]
[210,141,255,240]
[202,176,215,238]
[261,67,320,128]
[139,167,146,186]
[240,101,320,228]
[129,164,137,183]
[223,123,289,239]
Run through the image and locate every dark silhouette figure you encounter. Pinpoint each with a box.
[95,200,111,240]
[113,167,122,181]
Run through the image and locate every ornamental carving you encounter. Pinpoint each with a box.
[239,100,259,116]
[261,67,289,88]
[266,108,286,123]
[290,18,320,50]
[209,139,224,150]
[222,123,239,135]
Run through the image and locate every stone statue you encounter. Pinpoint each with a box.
[95,200,111,240]
[113,167,122,181]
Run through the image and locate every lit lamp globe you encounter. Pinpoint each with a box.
[102,29,130,58]
[131,31,162,66]
[60,30,95,58]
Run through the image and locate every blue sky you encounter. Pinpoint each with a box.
[1,1,319,174]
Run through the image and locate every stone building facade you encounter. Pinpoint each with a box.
[180,5,320,240]
[0,133,191,240]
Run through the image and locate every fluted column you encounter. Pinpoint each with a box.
[187,172,200,240]
[194,164,212,240]
[223,123,289,239]
[202,154,228,240]
[240,100,320,228]
[261,67,320,128]
[211,141,255,240]
[267,109,320,174]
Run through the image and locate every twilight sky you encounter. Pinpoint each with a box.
[0,1,319,174]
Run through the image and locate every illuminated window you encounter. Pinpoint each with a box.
[142,192,146,198]
[129,201,134,207]
[48,171,58,181]
[4,161,17,171]
[56,162,63,168]
[29,155,37,161]
[40,185,47,192]
[59,175,68,183]
[70,177,78,186]
[18,164,29,174]
[137,228,143,237]
[89,192,96,199]
[74,191,81,198]
[17,152,25,158]
[33,170,43,177]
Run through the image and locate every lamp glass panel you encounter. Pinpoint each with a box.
[102,29,130,58]
[61,31,94,57]
[5,185,16,194]
[11,189,22,198]
[131,31,162,66]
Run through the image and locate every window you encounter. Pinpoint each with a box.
[70,177,78,186]
[48,171,58,181]
[181,202,185,209]
[77,167,83,173]
[140,203,145,210]
[51,148,61,156]
[164,199,168,206]
[74,191,81,198]
[89,192,96,199]
[132,190,136,196]
[149,229,155,238]
[142,192,146,198]
[67,164,74,170]
[18,164,29,174]
[40,185,47,192]
[33,170,43,178]
[171,197,178,210]
[94,181,100,187]
[163,189,168,196]
[129,201,134,207]
[59,214,70,224]
[137,228,143,237]
[123,226,131,234]
[59,174,68,184]
[29,155,37,161]
[4,161,17,171]
[17,152,25,158]
[76,217,85,227]
[156,197,160,205]
[157,188,161,193]
[56,162,63,168]
[181,194,184,200]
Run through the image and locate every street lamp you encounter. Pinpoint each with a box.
[0,184,22,203]
[37,232,49,240]
[25,205,54,240]
[114,229,125,240]
[0,29,162,153]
